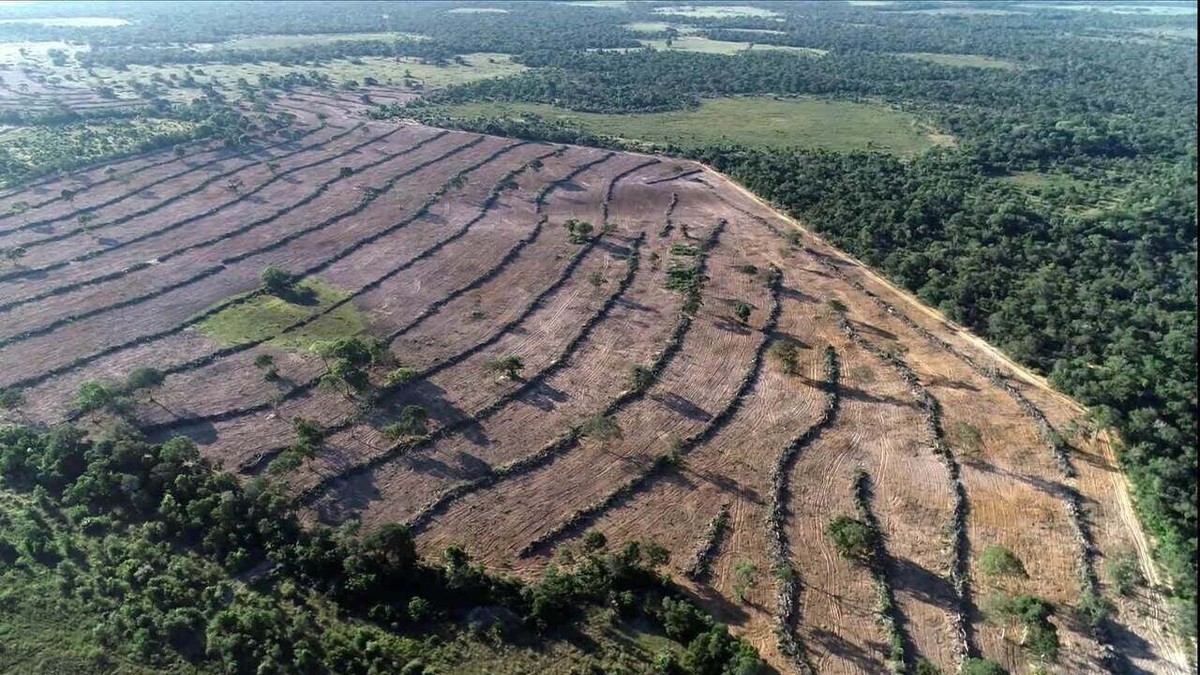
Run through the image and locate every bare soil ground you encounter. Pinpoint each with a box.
[0,92,1185,675]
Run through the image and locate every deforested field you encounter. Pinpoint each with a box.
[0,94,1187,675]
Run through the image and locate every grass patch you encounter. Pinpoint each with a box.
[639,36,826,55]
[638,36,753,54]
[425,97,946,154]
[623,21,698,33]
[897,52,1019,70]
[653,5,781,18]
[197,278,368,351]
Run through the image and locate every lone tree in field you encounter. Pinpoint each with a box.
[979,545,1027,579]
[291,417,325,458]
[260,265,295,297]
[485,355,524,381]
[75,381,116,414]
[564,218,594,244]
[734,301,752,325]
[630,365,655,393]
[383,405,428,440]
[826,514,876,565]
[769,339,801,375]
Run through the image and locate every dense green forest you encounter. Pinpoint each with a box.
[0,0,1194,666]
[0,424,765,673]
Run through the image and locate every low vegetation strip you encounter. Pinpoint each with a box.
[0,134,488,392]
[0,120,335,239]
[658,191,678,238]
[515,266,782,559]
[836,311,976,666]
[682,503,731,582]
[0,120,336,246]
[850,468,917,673]
[139,143,562,433]
[0,124,411,312]
[766,344,839,675]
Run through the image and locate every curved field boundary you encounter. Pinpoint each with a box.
[0,131,476,352]
[402,218,727,533]
[232,152,631,472]
[837,312,976,666]
[1,133,491,392]
[380,148,614,345]
[515,266,782,559]
[767,345,839,675]
[0,124,414,312]
[138,144,565,432]
[851,468,917,673]
[293,230,647,502]
[682,503,731,582]
[0,121,338,239]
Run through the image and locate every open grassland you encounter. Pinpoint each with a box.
[0,90,1186,675]
[652,5,781,18]
[638,35,827,55]
[897,52,1020,69]
[424,97,945,155]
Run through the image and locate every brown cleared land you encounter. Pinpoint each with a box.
[0,91,1185,675]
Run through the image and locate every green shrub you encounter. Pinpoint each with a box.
[826,515,875,563]
[1105,550,1143,596]
[979,545,1027,579]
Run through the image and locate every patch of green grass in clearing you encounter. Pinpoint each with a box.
[639,36,827,55]
[637,36,751,54]
[897,52,1019,70]
[215,31,432,50]
[197,278,368,352]
[623,21,699,33]
[652,5,780,18]
[426,97,948,155]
